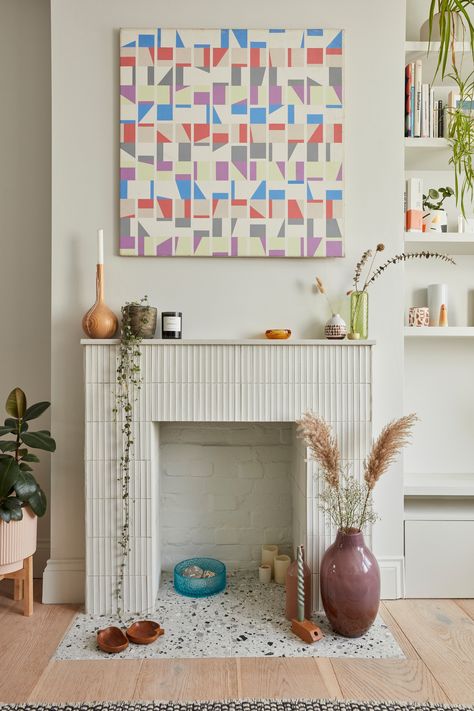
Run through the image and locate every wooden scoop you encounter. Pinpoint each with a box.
[126,620,164,645]
[97,626,129,653]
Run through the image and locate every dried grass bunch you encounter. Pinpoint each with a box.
[297,412,417,532]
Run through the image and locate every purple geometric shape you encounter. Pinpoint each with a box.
[307,236,322,256]
[326,240,343,257]
[216,162,228,180]
[121,85,135,103]
[138,235,145,255]
[121,168,135,180]
[156,238,173,256]
[269,249,285,257]
[213,84,226,104]
[269,85,281,104]
[120,236,135,249]
[194,91,210,104]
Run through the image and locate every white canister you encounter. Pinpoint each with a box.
[274,554,291,585]
[428,284,448,327]
[261,544,278,575]
[258,564,272,584]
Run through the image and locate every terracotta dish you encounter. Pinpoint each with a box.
[126,620,164,645]
[265,329,291,340]
[97,626,129,653]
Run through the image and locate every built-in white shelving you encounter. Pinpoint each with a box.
[404,473,474,497]
[405,137,449,149]
[404,232,474,254]
[405,41,471,62]
[404,326,474,338]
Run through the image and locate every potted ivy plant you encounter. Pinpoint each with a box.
[423,186,454,231]
[0,388,55,575]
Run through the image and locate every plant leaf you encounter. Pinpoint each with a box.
[0,441,17,453]
[6,388,26,419]
[21,453,40,463]
[0,457,22,498]
[27,488,47,517]
[20,431,56,452]
[23,401,50,422]
[19,462,33,472]
[0,426,14,437]
[0,497,23,521]
[13,470,39,501]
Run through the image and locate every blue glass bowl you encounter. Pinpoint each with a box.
[174,557,227,598]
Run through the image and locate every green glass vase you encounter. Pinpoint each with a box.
[350,291,369,339]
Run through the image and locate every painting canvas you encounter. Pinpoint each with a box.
[120,28,344,257]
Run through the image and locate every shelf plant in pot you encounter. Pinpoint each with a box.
[297,411,417,638]
[423,186,454,231]
[0,388,55,575]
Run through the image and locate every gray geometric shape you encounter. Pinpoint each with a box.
[179,143,191,161]
[307,219,314,238]
[231,67,241,85]
[307,143,318,161]
[329,67,342,87]
[120,218,131,235]
[121,142,136,158]
[326,218,342,238]
[159,68,173,86]
[277,220,285,238]
[138,221,149,238]
[231,218,238,233]
[139,155,154,164]
[268,143,273,161]
[147,67,154,85]
[326,143,331,161]
[232,145,247,162]
[250,143,266,159]
[212,218,222,236]
[307,77,321,87]
[156,144,164,161]
[250,224,266,238]
[269,68,278,85]
[288,143,297,160]
[175,218,190,227]
[250,68,266,86]
[175,66,183,85]
[288,217,304,226]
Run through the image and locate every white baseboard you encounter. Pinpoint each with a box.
[42,557,85,604]
[378,555,405,599]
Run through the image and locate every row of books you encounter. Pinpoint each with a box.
[405,61,450,138]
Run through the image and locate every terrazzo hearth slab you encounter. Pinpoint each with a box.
[54,572,404,660]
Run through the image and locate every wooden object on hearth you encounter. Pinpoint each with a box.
[0,555,33,616]
[290,545,323,644]
[97,626,129,653]
[82,264,118,339]
[126,620,164,644]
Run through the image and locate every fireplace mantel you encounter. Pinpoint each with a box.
[82,338,374,614]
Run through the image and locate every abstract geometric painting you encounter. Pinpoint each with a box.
[120,29,344,257]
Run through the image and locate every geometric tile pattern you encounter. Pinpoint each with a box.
[120,29,344,257]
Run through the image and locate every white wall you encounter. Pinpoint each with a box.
[0,0,51,575]
[46,0,405,601]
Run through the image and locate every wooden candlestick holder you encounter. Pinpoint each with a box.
[82,264,118,339]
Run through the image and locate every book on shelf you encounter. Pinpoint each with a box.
[405,177,423,232]
[404,62,447,139]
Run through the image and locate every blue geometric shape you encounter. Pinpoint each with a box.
[308,29,324,36]
[124,41,136,48]
[221,29,229,48]
[250,107,266,124]
[212,108,222,124]
[149,180,154,200]
[251,41,267,48]
[269,104,282,114]
[327,190,342,200]
[139,34,154,47]
[157,29,161,47]
[213,193,229,199]
[194,182,206,200]
[307,114,323,124]
[328,31,343,49]
[288,105,295,124]
[138,101,154,122]
[176,31,184,48]
[307,182,313,200]
[232,29,248,48]
[157,104,173,120]
[176,178,191,199]
[269,190,285,200]
[252,181,266,199]
[231,180,236,200]
[232,101,247,115]
[300,32,305,48]
[120,180,128,199]
[269,29,285,33]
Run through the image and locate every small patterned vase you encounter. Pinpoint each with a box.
[324,313,347,340]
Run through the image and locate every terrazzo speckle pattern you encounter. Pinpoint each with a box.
[54,572,404,661]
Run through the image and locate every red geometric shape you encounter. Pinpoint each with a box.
[288,200,303,219]
[327,47,342,55]
[203,47,210,68]
[184,200,191,219]
[157,198,173,219]
[269,123,285,130]
[156,129,171,143]
[326,200,333,219]
[213,48,228,66]
[334,124,343,143]
[194,124,210,142]
[158,48,173,60]
[250,48,260,67]
[138,199,153,209]
[308,125,324,143]
[148,47,155,62]
[182,124,192,141]
[250,206,264,219]
[239,124,247,143]
[287,49,292,67]
[307,48,323,65]
[232,199,247,206]
[213,132,229,144]
[124,124,135,142]
[120,56,135,66]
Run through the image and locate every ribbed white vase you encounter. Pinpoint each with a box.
[0,507,37,575]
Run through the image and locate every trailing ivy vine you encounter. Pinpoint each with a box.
[113,296,149,617]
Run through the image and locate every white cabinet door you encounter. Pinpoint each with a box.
[405,520,474,598]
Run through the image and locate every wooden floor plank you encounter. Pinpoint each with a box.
[379,602,420,660]
[385,599,474,704]
[237,657,339,700]
[134,659,239,701]
[332,659,449,703]
[30,660,143,703]
[457,599,474,621]
[0,581,78,703]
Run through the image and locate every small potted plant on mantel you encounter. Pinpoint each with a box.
[423,186,454,232]
[0,388,55,575]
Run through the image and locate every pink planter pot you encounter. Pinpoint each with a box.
[0,507,37,575]
[320,529,380,638]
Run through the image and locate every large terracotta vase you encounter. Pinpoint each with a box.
[320,528,380,638]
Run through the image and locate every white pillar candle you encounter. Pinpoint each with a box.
[261,545,278,575]
[258,564,272,584]
[274,554,291,585]
[428,283,448,326]
[97,228,104,265]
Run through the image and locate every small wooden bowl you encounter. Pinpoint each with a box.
[97,626,129,653]
[265,329,291,340]
[126,620,164,645]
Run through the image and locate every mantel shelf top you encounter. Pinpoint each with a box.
[81,338,376,346]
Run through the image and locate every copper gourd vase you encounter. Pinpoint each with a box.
[82,264,118,339]
[320,529,380,638]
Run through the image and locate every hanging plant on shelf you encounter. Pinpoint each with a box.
[113,296,149,617]
[348,246,456,339]
[427,0,474,80]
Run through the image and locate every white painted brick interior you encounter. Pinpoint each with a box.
[160,423,294,570]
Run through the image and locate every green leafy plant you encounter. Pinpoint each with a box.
[423,186,455,211]
[113,297,147,616]
[428,0,474,79]
[0,388,55,523]
[447,69,474,217]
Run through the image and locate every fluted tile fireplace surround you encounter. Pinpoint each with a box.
[83,339,374,615]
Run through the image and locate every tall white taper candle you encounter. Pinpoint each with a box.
[97,228,104,265]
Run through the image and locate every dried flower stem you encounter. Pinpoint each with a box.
[366,252,455,287]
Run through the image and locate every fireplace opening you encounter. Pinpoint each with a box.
[158,422,306,573]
